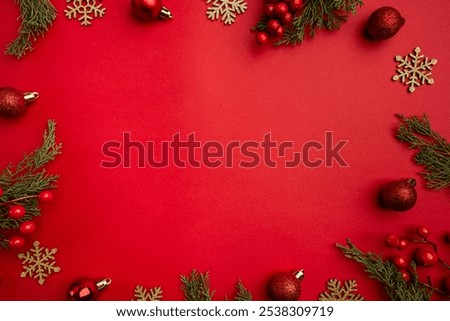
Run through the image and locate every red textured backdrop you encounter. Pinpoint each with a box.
[0,0,449,301]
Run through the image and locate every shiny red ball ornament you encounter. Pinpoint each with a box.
[68,278,112,301]
[9,205,26,219]
[366,7,405,40]
[256,32,270,45]
[0,87,39,118]
[268,270,304,301]
[380,178,417,211]
[9,236,25,249]
[19,221,36,234]
[39,190,54,203]
[416,225,430,239]
[415,249,438,267]
[131,0,173,21]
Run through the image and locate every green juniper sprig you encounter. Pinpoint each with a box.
[253,0,363,46]
[180,269,215,301]
[336,239,432,301]
[234,279,252,301]
[5,0,57,58]
[396,114,450,190]
[0,120,62,249]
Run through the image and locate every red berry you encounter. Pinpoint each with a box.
[39,190,53,203]
[385,234,399,248]
[264,4,275,17]
[290,0,303,12]
[275,25,285,37]
[256,32,270,45]
[442,276,450,295]
[9,236,25,249]
[416,225,430,238]
[281,12,293,25]
[399,269,410,282]
[397,238,408,250]
[415,249,438,267]
[9,205,26,219]
[274,2,289,18]
[267,19,281,35]
[19,221,36,234]
[392,255,409,268]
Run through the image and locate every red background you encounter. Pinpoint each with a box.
[1,0,449,301]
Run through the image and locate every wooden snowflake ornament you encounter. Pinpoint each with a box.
[65,0,106,26]
[132,285,163,301]
[205,0,248,25]
[18,241,61,285]
[392,47,438,93]
[318,279,364,301]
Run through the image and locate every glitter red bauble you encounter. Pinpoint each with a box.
[380,178,417,211]
[268,270,304,301]
[131,0,172,21]
[366,7,405,40]
[0,87,39,118]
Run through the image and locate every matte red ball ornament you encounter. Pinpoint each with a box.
[131,0,173,21]
[415,249,438,267]
[68,278,112,301]
[9,205,26,219]
[268,270,304,301]
[19,221,36,234]
[0,87,39,118]
[366,7,405,40]
[9,236,25,249]
[380,178,417,211]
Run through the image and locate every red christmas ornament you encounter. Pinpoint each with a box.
[366,7,405,40]
[9,205,26,219]
[19,221,36,234]
[414,249,438,267]
[268,270,304,301]
[68,278,112,301]
[39,190,54,203]
[9,236,25,249]
[131,0,173,21]
[380,178,417,211]
[0,87,39,118]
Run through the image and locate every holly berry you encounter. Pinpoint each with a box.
[397,238,408,250]
[19,221,36,234]
[415,249,438,267]
[392,255,409,268]
[442,276,450,295]
[275,25,285,37]
[380,178,417,211]
[264,4,275,17]
[267,19,281,36]
[385,234,399,248]
[289,0,303,12]
[256,32,270,45]
[398,269,410,282]
[9,205,26,219]
[274,2,289,18]
[281,12,293,25]
[39,190,53,203]
[416,225,430,239]
[9,236,25,249]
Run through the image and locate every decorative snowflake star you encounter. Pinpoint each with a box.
[205,0,248,25]
[392,47,438,93]
[132,285,163,301]
[65,0,106,27]
[318,279,364,301]
[18,241,61,285]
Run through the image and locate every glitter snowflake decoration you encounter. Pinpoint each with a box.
[392,47,438,93]
[318,279,364,301]
[132,285,163,301]
[205,0,248,25]
[65,0,106,26]
[18,241,61,285]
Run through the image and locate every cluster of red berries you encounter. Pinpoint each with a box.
[255,0,303,45]
[0,187,54,249]
[384,225,450,295]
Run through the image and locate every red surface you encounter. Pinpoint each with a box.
[1,0,450,301]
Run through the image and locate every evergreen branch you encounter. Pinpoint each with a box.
[234,279,252,301]
[396,114,450,190]
[5,0,57,58]
[336,239,433,301]
[180,269,215,301]
[0,120,62,248]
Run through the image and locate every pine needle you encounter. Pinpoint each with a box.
[5,0,57,58]
[180,269,215,301]
[336,239,433,301]
[395,114,450,190]
[234,279,252,301]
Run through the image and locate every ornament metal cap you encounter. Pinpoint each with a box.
[23,92,39,104]
[294,269,304,280]
[159,6,173,19]
[96,278,112,291]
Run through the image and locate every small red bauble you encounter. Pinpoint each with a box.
[416,225,430,239]
[289,0,303,12]
[256,32,270,45]
[131,0,172,21]
[68,278,111,301]
[384,234,399,248]
[268,270,304,301]
[415,249,438,267]
[366,6,405,40]
[267,19,281,36]
[397,238,408,251]
[0,87,39,118]
[19,221,36,234]
[9,236,25,249]
[264,4,275,17]
[274,2,289,18]
[281,12,293,25]
[442,276,450,295]
[392,255,409,268]
[380,178,417,211]
[39,190,53,203]
[9,205,26,219]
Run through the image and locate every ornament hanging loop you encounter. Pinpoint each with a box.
[23,92,39,104]
[160,7,173,19]
[96,278,112,291]
[294,269,304,280]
